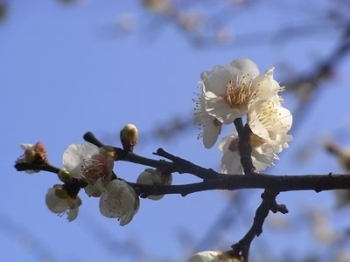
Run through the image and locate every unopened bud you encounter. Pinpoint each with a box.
[136,168,172,200]
[34,142,48,164]
[58,169,71,183]
[120,124,138,152]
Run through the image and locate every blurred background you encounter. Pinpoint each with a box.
[2,0,350,261]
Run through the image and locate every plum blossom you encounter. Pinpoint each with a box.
[200,58,283,125]
[99,179,140,226]
[218,100,292,174]
[16,142,48,173]
[247,99,293,153]
[45,184,81,222]
[218,130,276,174]
[136,168,172,200]
[62,142,100,179]
[63,143,115,197]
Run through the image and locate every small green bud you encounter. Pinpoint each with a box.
[58,169,71,182]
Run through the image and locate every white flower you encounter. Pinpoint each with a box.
[99,179,140,226]
[194,82,223,149]
[84,177,107,197]
[218,130,277,174]
[81,153,115,197]
[248,99,293,153]
[62,142,100,179]
[188,251,221,262]
[201,58,282,124]
[136,168,172,200]
[218,99,292,174]
[45,185,80,222]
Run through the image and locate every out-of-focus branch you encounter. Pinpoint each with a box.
[230,190,288,260]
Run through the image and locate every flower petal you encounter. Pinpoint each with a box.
[228,58,259,78]
[62,142,99,178]
[202,118,222,149]
[67,207,79,222]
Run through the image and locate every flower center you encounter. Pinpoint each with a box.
[224,75,257,110]
[81,158,107,184]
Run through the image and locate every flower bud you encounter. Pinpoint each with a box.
[58,169,71,183]
[120,124,138,152]
[136,168,172,200]
[16,142,48,173]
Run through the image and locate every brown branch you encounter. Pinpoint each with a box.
[84,131,221,180]
[131,173,350,196]
[230,190,288,260]
[234,118,255,175]
[14,163,350,196]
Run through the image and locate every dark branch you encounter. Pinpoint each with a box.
[84,131,221,180]
[231,190,287,259]
[234,118,255,175]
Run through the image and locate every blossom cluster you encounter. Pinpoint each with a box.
[15,124,172,224]
[194,58,293,174]
[14,57,293,261]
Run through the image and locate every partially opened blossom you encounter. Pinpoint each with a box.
[218,130,277,174]
[248,99,292,151]
[15,142,48,174]
[194,82,223,148]
[136,168,172,200]
[80,153,114,197]
[200,58,283,124]
[62,142,100,179]
[62,143,115,197]
[99,179,140,226]
[45,184,81,222]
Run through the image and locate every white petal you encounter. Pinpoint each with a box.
[201,66,231,94]
[248,114,269,141]
[45,188,68,213]
[202,118,222,149]
[62,142,99,178]
[220,150,243,174]
[67,207,79,222]
[99,180,139,225]
[204,94,242,123]
[250,67,280,99]
[84,178,106,197]
[20,143,33,150]
[188,250,221,262]
[218,132,244,174]
[136,169,158,184]
[228,58,260,78]
[119,211,135,226]
[251,146,276,172]
[273,106,293,133]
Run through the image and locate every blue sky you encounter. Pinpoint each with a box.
[2,1,350,261]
